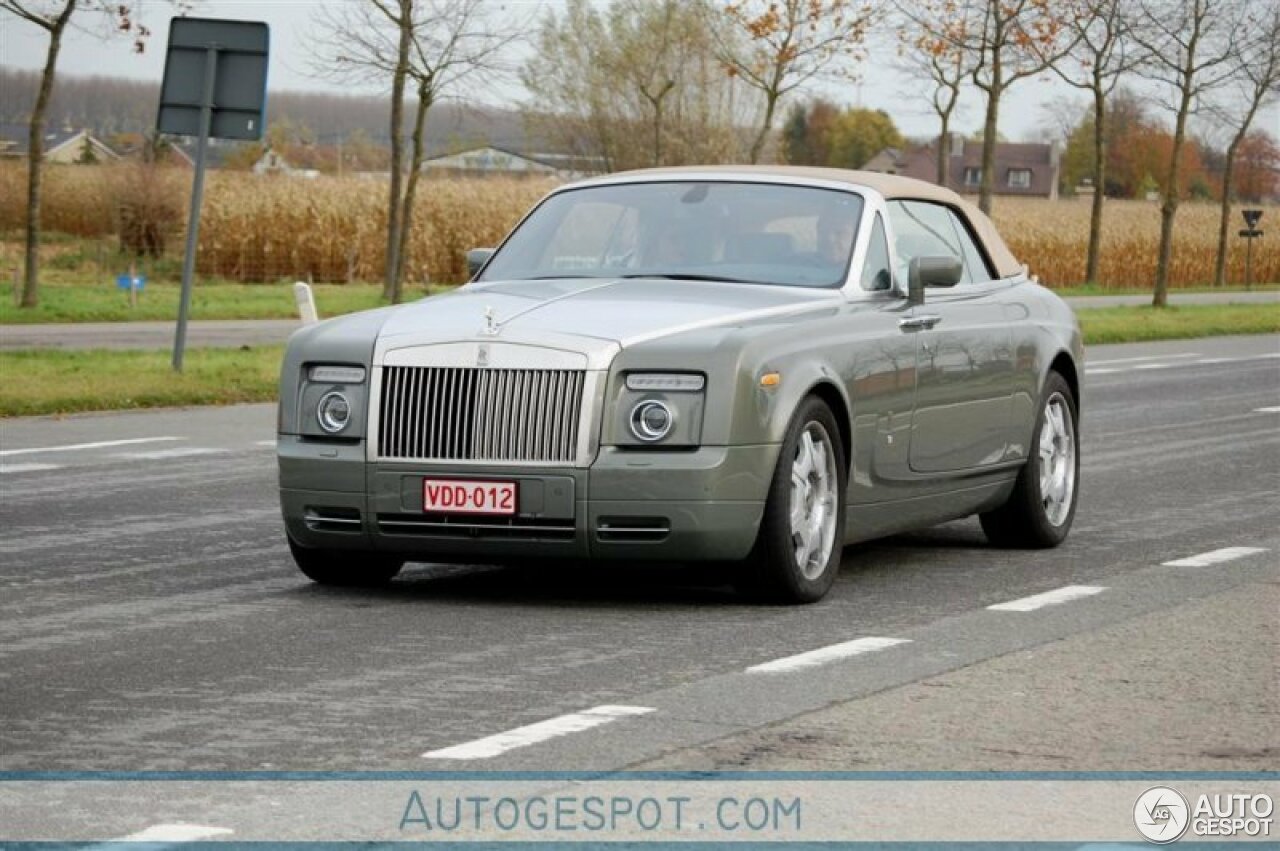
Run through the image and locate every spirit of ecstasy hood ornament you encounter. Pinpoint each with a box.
[482,305,499,336]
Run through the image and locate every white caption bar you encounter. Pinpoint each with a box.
[988,585,1107,612]
[423,705,655,760]
[747,637,911,674]
[1161,546,1269,567]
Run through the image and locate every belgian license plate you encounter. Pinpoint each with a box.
[422,478,516,515]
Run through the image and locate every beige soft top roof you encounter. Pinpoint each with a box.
[598,165,1023,279]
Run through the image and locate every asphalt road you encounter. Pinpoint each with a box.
[2,290,1277,350]
[1,334,1276,784]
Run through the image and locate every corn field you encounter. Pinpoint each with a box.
[0,162,1275,287]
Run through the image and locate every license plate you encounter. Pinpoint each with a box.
[423,478,517,516]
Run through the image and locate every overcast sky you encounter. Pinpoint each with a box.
[3,0,1274,145]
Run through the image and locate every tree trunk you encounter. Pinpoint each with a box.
[1154,88,1193,307]
[393,87,430,304]
[1085,87,1106,285]
[1212,138,1240,288]
[21,5,75,310]
[978,89,999,214]
[937,110,953,187]
[749,91,778,165]
[382,1,413,301]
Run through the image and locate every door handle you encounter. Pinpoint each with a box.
[899,314,942,331]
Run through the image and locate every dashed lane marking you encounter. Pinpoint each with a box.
[0,436,181,457]
[746,637,911,674]
[423,705,656,760]
[1255,406,1280,413]
[1086,353,1199,367]
[987,585,1107,612]
[1086,352,1280,376]
[1161,546,1270,567]
[112,448,229,461]
[0,462,63,474]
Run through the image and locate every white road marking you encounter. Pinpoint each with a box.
[255,439,277,447]
[0,462,63,474]
[746,637,911,674]
[1161,546,1269,567]
[1087,353,1199,367]
[113,448,228,461]
[1255,406,1280,413]
[423,705,655,760]
[988,585,1107,612]
[0,436,182,457]
[1085,352,1280,376]
[118,824,233,842]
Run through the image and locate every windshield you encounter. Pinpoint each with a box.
[478,181,864,288]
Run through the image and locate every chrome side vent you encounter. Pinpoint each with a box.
[378,367,585,464]
[304,506,363,533]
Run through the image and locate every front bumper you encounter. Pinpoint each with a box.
[279,438,776,562]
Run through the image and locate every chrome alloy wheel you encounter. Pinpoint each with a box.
[789,422,839,579]
[1039,392,1076,527]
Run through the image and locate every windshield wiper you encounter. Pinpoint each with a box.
[618,272,758,284]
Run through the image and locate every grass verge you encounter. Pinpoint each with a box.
[1075,303,1280,344]
[2,304,1276,417]
[0,282,440,324]
[0,346,282,417]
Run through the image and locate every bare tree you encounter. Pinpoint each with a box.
[1041,0,1142,284]
[2,1,163,308]
[716,0,878,164]
[313,0,517,302]
[393,0,520,301]
[522,0,752,171]
[903,0,1078,214]
[893,5,976,186]
[1131,0,1243,305]
[312,0,412,300]
[1210,5,1280,287]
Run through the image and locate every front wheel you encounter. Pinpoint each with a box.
[980,371,1079,547]
[740,396,847,604]
[288,536,403,586]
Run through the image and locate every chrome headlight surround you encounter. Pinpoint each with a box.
[316,391,352,434]
[299,363,368,439]
[613,372,705,448]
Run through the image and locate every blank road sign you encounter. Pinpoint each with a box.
[157,18,269,141]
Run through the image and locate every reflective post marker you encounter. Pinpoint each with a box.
[173,45,218,372]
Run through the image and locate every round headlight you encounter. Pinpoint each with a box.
[630,399,674,442]
[317,391,352,433]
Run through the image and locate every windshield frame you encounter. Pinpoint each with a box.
[473,176,876,294]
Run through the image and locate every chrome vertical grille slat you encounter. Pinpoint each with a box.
[377,366,586,464]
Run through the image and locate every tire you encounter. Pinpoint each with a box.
[980,371,1079,548]
[739,396,847,604]
[287,536,403,587]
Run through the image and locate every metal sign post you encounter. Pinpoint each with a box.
[1239,209,1264,292]
[157,18,269,371]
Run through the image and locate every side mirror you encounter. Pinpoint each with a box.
[907,255,962,305]
[466,248,494,279]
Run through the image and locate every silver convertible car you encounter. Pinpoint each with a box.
[277,166,1081,603]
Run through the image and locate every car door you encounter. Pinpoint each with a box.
[886,200,1015,474]
[842,211,921,504]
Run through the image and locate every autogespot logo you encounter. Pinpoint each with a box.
[1135,786,1191,844]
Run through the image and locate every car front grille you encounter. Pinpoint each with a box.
[377,366,586,464]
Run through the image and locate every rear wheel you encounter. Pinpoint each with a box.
[288,536,403,586]
[980,372,1078,547]
[739,396,846,604]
